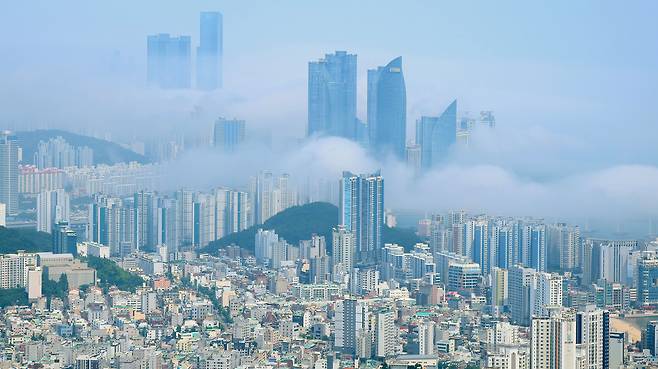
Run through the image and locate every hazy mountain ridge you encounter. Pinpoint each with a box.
[16,129,149,165]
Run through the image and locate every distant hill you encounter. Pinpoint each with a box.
[0,226,51,254]
[16,129,148,165]
[203,202,422,255]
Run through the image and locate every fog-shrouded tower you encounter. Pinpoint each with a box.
[415,100,457,169]
[213,117,245,152]
[197,11,223,90]
[308,51,357,139]
[367,56,406,159]
[0,131,18,215]
[147,34,192,89]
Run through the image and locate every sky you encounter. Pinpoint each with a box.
[1,1,658,237]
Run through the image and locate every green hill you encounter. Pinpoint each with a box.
[16,129,148,165]
[85,256,144,292]
[0,226,52,254]
[203,202,421,255]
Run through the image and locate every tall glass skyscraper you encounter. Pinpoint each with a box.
[147,33,192,89]
[367,57,406,159]
[213,117,246,152]
[308,51,357,139]
[197,11,223,90]
[0,131,18,215]
[339,171,384,265]
[415,100,457,169]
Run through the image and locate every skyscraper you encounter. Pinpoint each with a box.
[375,309,397,358]
[0,131,18,215]
[472,219,490,275]
[175,190,195,247]
[335,299,370,356]
[418,320,435,355]
[196,11,223,90]
[37,189,70,234]
[339,171,384,265]
[308,51,357,139]
[214,188,249,238]
[133,191,156,252]
[576,305,605,369]
[531,272,563,318]
[53,221,77,254]
[531,308,577,369]
[637,253,658,307]
[147,34,192,89]
[509,265,536,326]
[415,100,457,169]
[332,226,355,281]
[523,223,547,272]
[367,57,406,158]
[214,118,245,152]
[250,172,296,225]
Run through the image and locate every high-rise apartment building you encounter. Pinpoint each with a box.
[637,253,658,307]
[339,171,383,265]
[490,267,508,307]
[214,188,249,239]
[576,305,606,369]
[37,189,70,234]
[332,226,355,281]
[335,299,370,356]
[196,11,223,90]
[133,191,156,252]
[418,320,435,355]
[34,136,93,169]
[599,240,635,286]
[0,131,19,215]
[523,224,547,272]
[251,172,296,225]
[415,100,457,169]
[509,265,536,326]
[367,57,406,158]
[531,272,563,318]
[308,51,357,139]
[375,309,397,358]
[213,117,245,152]
[147,34,192,89]
[175,190,195,247]
[447,262,480,292]
[472,219,490,275]
[194,192,216,248]
[531,308,577,369]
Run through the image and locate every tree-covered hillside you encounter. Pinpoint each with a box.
[0,226,51,254]
[203,202,421,254]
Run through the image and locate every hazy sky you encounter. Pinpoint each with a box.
[2,1,658,236]
[2,2,656,141]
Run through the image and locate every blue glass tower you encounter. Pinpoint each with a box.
[197,11,223,90]
[473,222,490,275]
[367,57,406,159]
[528,225,546,272]
[308,51,357,139]
[638,256,658,306]
[415,100,457,169]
